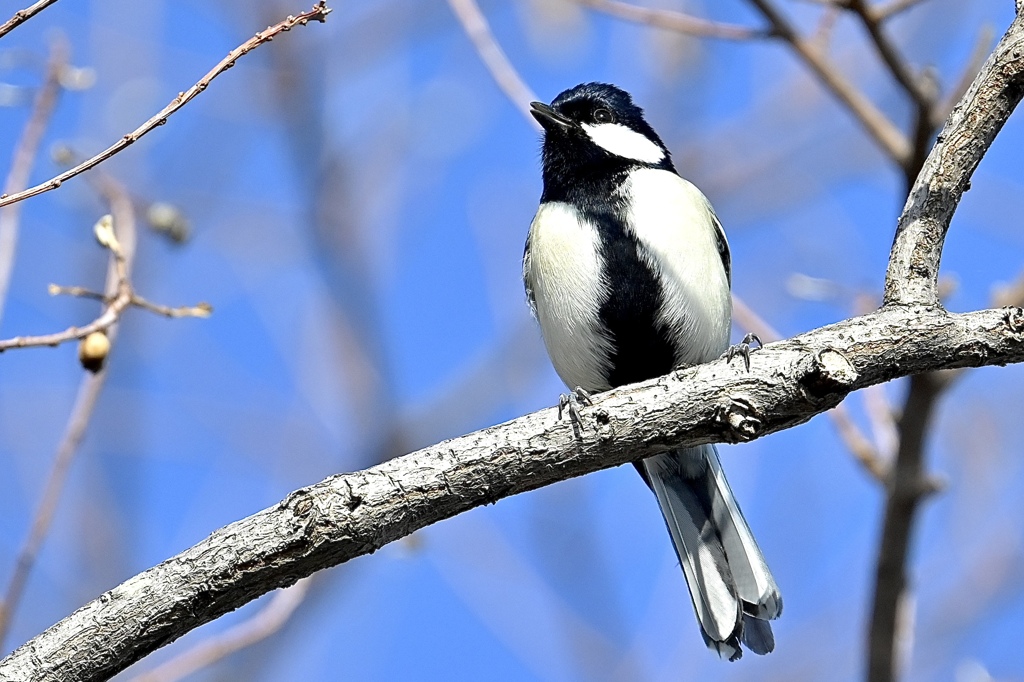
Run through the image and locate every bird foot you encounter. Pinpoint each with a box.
[557,386,593,430]
[721,332,762,372]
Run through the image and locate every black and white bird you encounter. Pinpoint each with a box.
[523,82,782,660]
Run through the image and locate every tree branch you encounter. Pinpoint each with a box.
[0,2,332,210]
[746,0,913,165]
[2,6,1022,682]
[847,0,933,109]
[734,294,887,482]
[0,178,138,650]
[446,0,539,127]
[867,372,945,682]
[872,0,930,22]
[128,579,311,682]
[884,11,1024,306]
[0,35,68,326]
[0,0,60,40]
[2,304,1024,681]
[577,0,771,41]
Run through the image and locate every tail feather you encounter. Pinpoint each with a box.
[642,445,781,660]
[703,446,783,620]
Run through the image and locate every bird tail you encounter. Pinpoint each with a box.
[640,444,782,661]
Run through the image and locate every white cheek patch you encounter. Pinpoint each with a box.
[581,122,665,164]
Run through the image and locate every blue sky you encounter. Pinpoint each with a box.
[0,1,1022,680]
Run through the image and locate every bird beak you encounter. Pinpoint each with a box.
[530,102,574,131]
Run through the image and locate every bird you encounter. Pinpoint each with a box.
[523,82,781,660]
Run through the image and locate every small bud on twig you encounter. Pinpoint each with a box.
[78,331,110,373]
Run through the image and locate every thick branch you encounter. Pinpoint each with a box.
[884,11,1024,306]
[3,305,1024,681]
[867,372,944,682]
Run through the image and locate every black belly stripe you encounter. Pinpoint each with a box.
[588,208,676,388]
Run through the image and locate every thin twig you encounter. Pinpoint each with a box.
[746,0,913,166]
[847,0,933,109]
[577,0,771,41]
[129,579,311,682]
[128,295,212,319]
[0,35,68,326]
[0,0,60,41]
[830,404,889,481]
[811,5,842,52]
[47,285,107,302]
[445,0,539,128]
[49,286,212,320]
[872,0,930,22]
[863,384,898,460]
[0,183,137,649]
[0,2,332,210]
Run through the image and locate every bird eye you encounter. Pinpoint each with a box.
[593,108,613,124]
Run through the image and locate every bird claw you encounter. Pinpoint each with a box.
[722,332,762,372]
[557,386,593,430]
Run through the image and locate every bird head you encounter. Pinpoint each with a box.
[530,83,672,174]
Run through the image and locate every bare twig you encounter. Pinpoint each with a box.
[577,0,771,41]
[863,384,898,460]
[0,2,332,210]
[129,579,311,682]
[830,404,889,481]
[49,286,212,319]
[847,0,933,109]
[445,0,539,128]
[0,216,132,352]
[0,183,137,649]
[0,0,60,40]
[746,0,913,165]
[811,5,842,52]
[0,36,68,325]
[872,0,930,22]
[128,295,211,319]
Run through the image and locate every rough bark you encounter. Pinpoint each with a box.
[1,306,1024,681]
[2,6,1024,682]
[884,10,1024,306]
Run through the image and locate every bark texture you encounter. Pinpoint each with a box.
[2,306,1024,681]
[2,6,1024,682]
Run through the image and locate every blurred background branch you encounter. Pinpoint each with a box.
[0,1,1021,681]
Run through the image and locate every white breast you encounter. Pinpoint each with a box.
[524,202,614,391]
[620,168,731,365]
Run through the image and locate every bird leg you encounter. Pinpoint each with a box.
[557,386,593,430]
[721,332,762,372]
